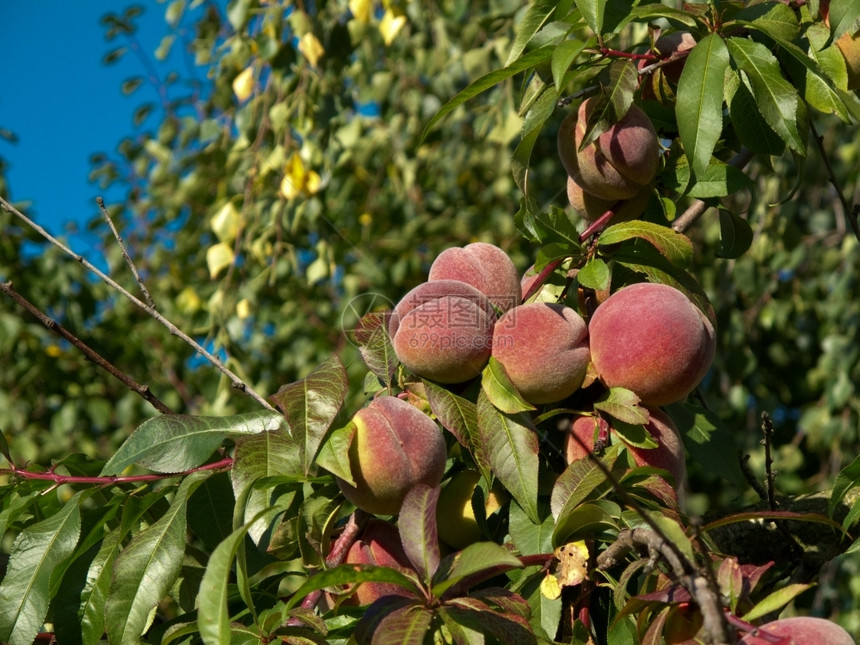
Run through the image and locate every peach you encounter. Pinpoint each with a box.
[566,177,651,223]
[344,518,414,605]
[337,396,447,515]
[588,283,716,406]
[428,242,522,313]
[565,409,687,494]
[492,303,590,404]
[654,32,697,83]
[389,280,497,383]
[738,616,855,644]
[436,469,507,550]
[557,98,659,201]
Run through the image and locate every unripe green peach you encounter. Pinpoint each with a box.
[566,177,651,223]
[492,303,590,404]
[337,396,447,515]
[588,283,716,406]
[738,616,855,644]
[557,98,659,201]
[565,408,687,495]
[389,280,497,383]
[428,242,522,313]
[436,469,507,550]
[344,518,413,606]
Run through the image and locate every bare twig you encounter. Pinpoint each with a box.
[97,197,155,309]
[0,196,275,411]
[761,412,777,511]
[739,453,769,502]
[0,280,173,414]
[809,119,860,242]
[671,148,755,233]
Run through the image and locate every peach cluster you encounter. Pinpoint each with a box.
[557,97,658,223]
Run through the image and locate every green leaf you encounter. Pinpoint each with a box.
[593,387,649,425]
[481,357,536,415]
[726,37,805,155]
[664,154,756,199]
[398,485,441,585]
[0,493,82,645]
[730,2,799,42]
[269,354,349,475]
[666,403,746,488]
[369,604,435,645]
[826,0,860,39]
[552,39,586,91]
[315,422,356,484]
[676,33,730,182]
[552,500,620,545]
[716,209,753,259]
[726,70,786,156]
[353,312,398,387]
[551,444,623,522]
[121,77,144,95]
[508,500,554,557]
[829,454,860,519]
[637,511,694,562]
[432,541,524,598]
[440,598,537,645]
[612,420,658,449]
[577,258,611,291]
[575,0,606,36]
[285,565,422,611]
[512,86,559,195]
[198,507,280,645]
[598,221,693,268]
[506,0,558,65]
[421,45,554,143]
[102,410,286,475]
[742,583,814,622]
[105,472,209,645]
[775,34,850,121]
[579,60,638,149]
[476,391,540,524]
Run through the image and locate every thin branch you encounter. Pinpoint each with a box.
[97,197,155,309]
[809,118,860,242]
[761,412,778,511]
[0,280,173,414]
[671,148,755,233]
[0,196,275,411]
[2,456,233,486]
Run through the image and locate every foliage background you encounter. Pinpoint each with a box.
[1,0,860,638]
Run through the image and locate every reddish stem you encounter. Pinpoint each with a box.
[597,47,657,61]
[522,259,564,302]
[2,456,234,486]
[580,208,617,241]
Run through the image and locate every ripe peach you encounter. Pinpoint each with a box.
[654,32,697,83]
[436,469,507,550]
[428,242,522,313]
[588,283,716,406]
[738,616,855,644]
[389,279,497,383]
[566,177,651,223]
[337,396,447,515]
[492,302,590,404]
[344,518,414,605]
[557,98,659,201]
[565,408,687,494]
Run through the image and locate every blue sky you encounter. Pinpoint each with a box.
[0,1,194,255]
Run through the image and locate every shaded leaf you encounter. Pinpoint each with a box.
[731,2,799,42]
[716,209,753,259]
[598,221,693,268]
[398,485,441,584]
[551,444,624,521]
[269,354,349,475]
[593,387,649,425]
[432,541,525,599]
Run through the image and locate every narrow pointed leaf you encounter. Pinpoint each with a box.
[421,46,554,143]
[433,541,524,598]
[731,2,799,42]
[0,494,82,645]
[370,605,434,645]
[105,472,209,645]
[285,564,422,611]
[580,60,638,149]
[726,37,805,154]
[742,583,814,622]
[830,454,860,518]
[552,39,586,91]
[598,221,693,268]
[101,410,286,475]
[269,354,349,475]
[676,33,730,181]
[354,312,398,387]
[575,0,606,36]
[315,422,356,484]
[551,444,623,521]
[481,358,536,415]
[506,0,558,65]
[477,391,540,523]
[398,485,441,583]
[198,507,280,645]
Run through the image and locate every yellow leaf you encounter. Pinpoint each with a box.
[206,243,234,279]
[279,153,322,199]
[236,298,252,320]
[540,573,562,600]
[304,170,321,195]
[298,32,324,66]
[359,212,373,226]
[45,344,63,358]
[349,0,372,22]
[379,9,407,45]
[232,66,254,102]
[210,202,241,243]
[176,286,202,314]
